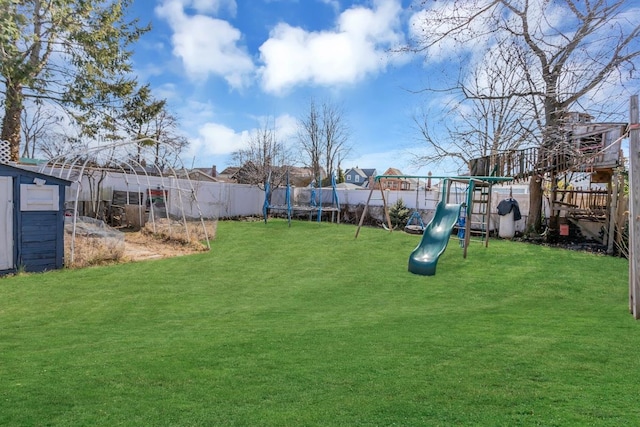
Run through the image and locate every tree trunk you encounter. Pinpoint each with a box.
[526,98,562,234]
[1,82,24,162]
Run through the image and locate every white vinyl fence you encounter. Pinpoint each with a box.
[20,164,532,231]
[67,172,265,220]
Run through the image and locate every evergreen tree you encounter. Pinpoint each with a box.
[0,0,149,161]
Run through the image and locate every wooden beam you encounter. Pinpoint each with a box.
[629,95,640,318]
[485,183,492,248]
[354,186,375,239]
[380,187,393,232]
[615,174,628,255]
[607,172,618,255]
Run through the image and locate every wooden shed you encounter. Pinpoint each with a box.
[0,163,71,275]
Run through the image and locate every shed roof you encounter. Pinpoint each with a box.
[0,162,71,186]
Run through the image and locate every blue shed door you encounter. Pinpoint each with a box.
[0,176,13,270]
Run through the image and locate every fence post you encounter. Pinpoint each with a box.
[629,95,640,318]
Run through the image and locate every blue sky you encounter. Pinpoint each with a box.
[128,0,432,175]
[126,0,639,177]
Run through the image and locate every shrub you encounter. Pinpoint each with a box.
[389,199,410,229]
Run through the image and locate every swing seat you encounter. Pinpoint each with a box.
[405,210,425,234]
[404,224,424,235]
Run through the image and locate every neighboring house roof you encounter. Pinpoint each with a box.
[287,166,318,187]
[346,167,377,178]
[218,165,317,176]
[175,169,218,182]
[377,168,423,191]
[192,167,217,176]
[344,167,378,188]
[217,167,240,182]
[289,166,315,177]
[219,166,240,175]
[345,168,367,187]
[382,167,403,176]
[361,168,377,178]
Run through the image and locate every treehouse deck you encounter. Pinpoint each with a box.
[468,120,628,249]
[470,122,627,181]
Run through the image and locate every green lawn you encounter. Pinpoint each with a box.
[0,219,635,426]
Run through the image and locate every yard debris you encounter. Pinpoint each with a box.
[64,217,125,267]
[64,217,216,268]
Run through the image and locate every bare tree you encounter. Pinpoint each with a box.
[149,109,190,171]
[38,132,84,160]
[232,117,292,191]
[409,0,640,231]
[20,101,64,159]
[412,45,540,173]
[297,98,351,182]
[321,101,350,180]
[297,99,322,179]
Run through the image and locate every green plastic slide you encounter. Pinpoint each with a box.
[408,202,462,276]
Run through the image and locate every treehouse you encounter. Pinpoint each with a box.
[470,113,628,250]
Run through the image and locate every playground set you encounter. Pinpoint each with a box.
[355,175,512,276]
[263,171,340,226]
[353,111,631,277]
[258,110,632,282]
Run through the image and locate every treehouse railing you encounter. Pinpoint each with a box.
[555,188,609,211]
[471,145,622,180]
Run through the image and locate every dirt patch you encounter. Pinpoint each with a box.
[124,219,216,262]
[123,229,209,261]
[66,220,217,268]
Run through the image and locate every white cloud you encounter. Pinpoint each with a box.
[156,0,253,88]
[273,114,298,143]
[184,113,299,160]
[189,123,250,158]
[319,0,340,14]
[152,83,180,102]
[258,0,406,94]
[189,0,237,16]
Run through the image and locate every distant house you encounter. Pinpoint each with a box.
[376,168,416,191]
[217,166,241,182]
[216,164,320,186]
[193,165,220,178]
[288,166,317,187]
[175,168,218,182]
[344,167,377,188]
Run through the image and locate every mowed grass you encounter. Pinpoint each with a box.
[0,219,636,426]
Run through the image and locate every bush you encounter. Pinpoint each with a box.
[389,199,410,229]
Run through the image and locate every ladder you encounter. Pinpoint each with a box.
[455,179,493,258]
[468,181,491,246]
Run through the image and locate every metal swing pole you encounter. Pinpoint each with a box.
[286,171,292,227]
[463,180,474,259]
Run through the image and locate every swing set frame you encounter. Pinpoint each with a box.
[355,174,512,258]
